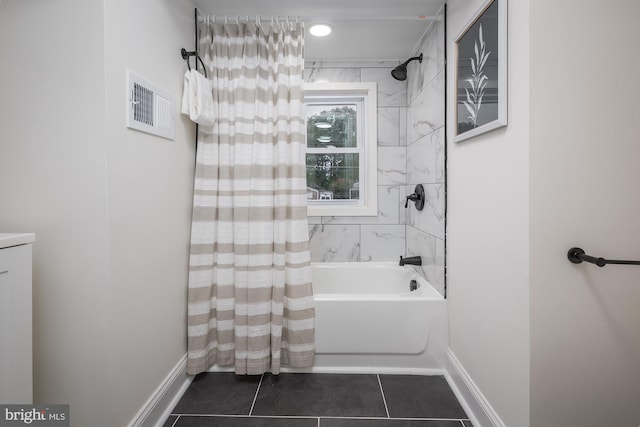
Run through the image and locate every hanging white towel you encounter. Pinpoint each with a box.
[181,69,215,126]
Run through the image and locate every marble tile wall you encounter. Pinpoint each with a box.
[305,60,409,263]
[405,22,446,296]
[305,19,446,297]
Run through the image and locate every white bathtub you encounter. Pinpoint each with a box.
[310,262,448,374]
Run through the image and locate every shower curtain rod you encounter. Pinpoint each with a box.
[196,14,442,23]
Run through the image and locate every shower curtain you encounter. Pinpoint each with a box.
[187,21,315,375]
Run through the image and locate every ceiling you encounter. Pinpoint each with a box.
[190,0,445,61]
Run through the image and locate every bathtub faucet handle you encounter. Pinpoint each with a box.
[405,193,418,208]
[405,184,425,211]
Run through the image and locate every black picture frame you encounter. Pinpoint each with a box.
[454,0,507,142]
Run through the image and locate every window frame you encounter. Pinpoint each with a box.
[304,82,378,217]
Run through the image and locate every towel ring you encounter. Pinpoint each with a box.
[180,48,208,78]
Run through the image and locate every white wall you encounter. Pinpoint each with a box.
[103,0,195,425]
[0,0,195,426]
[0,0,112,424]
[446,0,530,426]
[530,1,640,426]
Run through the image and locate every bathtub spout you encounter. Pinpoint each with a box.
[399,256,422,266]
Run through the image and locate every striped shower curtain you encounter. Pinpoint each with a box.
[187,22,315,375]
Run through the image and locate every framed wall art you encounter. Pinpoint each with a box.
[453,0,507,143]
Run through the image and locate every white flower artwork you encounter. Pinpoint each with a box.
[462,24,491,128]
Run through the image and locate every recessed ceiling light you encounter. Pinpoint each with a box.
[309,24,332,37]
[315,122,332,129]
[317,136,332,143]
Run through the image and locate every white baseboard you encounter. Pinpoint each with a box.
[207,364,446,376]
[445,349,505,427]
[280,366,447,376]
[128,354,193,427]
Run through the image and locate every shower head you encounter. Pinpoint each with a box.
[391,53,423,81]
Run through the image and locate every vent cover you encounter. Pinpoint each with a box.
[127,71,175,140]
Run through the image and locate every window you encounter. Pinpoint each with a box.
[304,82,377,217]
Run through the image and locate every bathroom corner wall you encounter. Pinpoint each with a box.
[305,61,408,263]
[0,0,195,425]
[405,22,446,296]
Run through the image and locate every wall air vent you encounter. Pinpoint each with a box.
[127,71,175,140]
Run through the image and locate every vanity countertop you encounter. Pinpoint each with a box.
[0,233,36,250]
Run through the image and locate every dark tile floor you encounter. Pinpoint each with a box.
[165,373,472,427]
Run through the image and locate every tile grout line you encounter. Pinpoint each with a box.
[248,373,264,416]
[174,414,323,419]
[170,415,180,427]
[317,416,321,427]
[376,374,391,418]
[173,414,464,420]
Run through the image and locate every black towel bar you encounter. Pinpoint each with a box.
[567,247,640,267]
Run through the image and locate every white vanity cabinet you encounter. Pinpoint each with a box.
[0,233,35,404]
